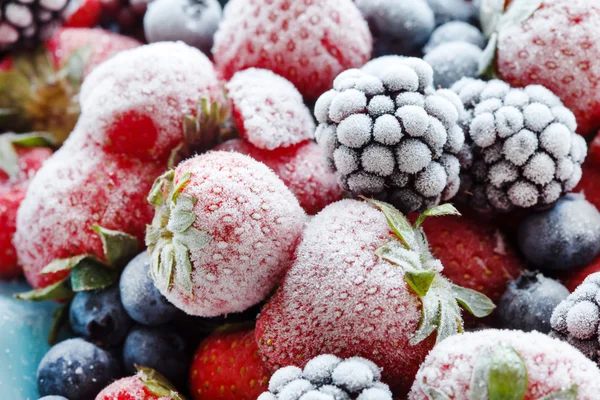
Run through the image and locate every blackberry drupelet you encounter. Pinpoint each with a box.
[451,78,587,212]
[315,58,465,214]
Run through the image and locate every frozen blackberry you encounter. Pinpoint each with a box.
[551,273,600,364]
[257,355,392,400]
[315,59,465,214]
[451,78,587,212]
[0,0,71,52]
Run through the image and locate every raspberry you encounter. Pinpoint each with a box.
[226,68,315,150]
[451,78,586,212]
[215,139,343,215]
[212,0,373,100]
[146,151,306,317]
[315,60,465,214]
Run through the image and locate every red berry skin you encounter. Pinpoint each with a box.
[95,376,175,400]
[564,258,600,292]
[419,211,525,303]
[496,0,600,135]
[573,131,600,214]
[64,0,103,28]
[189,328,271,400]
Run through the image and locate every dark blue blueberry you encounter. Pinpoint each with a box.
[119,252,181,326]
[424,41,482,88]
[518,194,600,271]
[497,271,570,333]
[425,0,478,26]
[355,0,435,56]
[69,285,133,347]
[144,0,222,56]
[37,338,121,400]
[122,326,189,385]
[424,21,486,54]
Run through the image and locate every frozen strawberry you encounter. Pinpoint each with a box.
[409,329,600,399]
[212,0,373,100]
[64,0,103,28]
[226,68,315,150]
[420,211,525,302]
[0,28,140,144]
[189,327,271,400]
[256,199,494,396]
[492,0,600,135]
[14,143,165,291]
[96,366,184,400]
[0,134,54,279]
[215,139,343,215]
[146,151,306,317]
[565,258,600,292]
[77,42,226,162]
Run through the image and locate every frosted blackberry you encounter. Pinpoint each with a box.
[0,0,71,52]
[451,78,587,212]
[315,59,465,214]
[551,273,600,364]
[257,355,392,400]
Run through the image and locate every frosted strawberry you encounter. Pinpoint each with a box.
[256,199,494,396]
[215,139,343,215]
[145,151,306,317]
[0,133,54,279]
[226,68,315,151]
[409,329,600,399]
[76,41,226,162]
[212,0,373,100]
[96,366,184,400]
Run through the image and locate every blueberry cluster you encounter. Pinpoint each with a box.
[258,355,393,400]
[451,78,587,212]
[551,273,600,364]
[315,59,465,214]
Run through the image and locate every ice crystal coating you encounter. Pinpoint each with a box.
[424,21,486,54]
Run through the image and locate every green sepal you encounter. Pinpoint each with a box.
[171,172,192,203]
[92,225,139,269]
[469,347,493,400]
[48,301,70,346]
[40,254,91,275]
[451,284,496,318]
[414,204,461,229]
[137,365,185,400]
[59,45,91,88]
[70,259,119,292]
[410,291,441,345]
[14,277,73,301]
[0,132,56,178]
[540,384,578,400]
[478,32,499,77]
[148,170,175,207]
[423,386,452,400]
[362,197,417,250]
[489,343,528,400]
[405,269,437,297]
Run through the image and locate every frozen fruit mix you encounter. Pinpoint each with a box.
[1,1,600,399]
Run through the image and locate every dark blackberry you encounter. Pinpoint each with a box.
[0,0,71,52]
[314,58,465,214]
[257,355,393,400]
[451,78,587,212]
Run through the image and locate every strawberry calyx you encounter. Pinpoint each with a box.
[364,198,496,345]
[146,170,212,298]
[0,45,90,144]
[136,365,186,400]
[0,131,56,179]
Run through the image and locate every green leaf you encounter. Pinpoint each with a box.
[539,384,578,400]
[155,242,175,292]
[92,225,139,268]
[410,294,440,345]
[137,365,185,400]
[0,135,19,178]
[423,385,451,400]
[406,269,437,297]
[479,0,506,37]
[171,172,192,203]
[59,45,92,87]
[70,259,119,292]
[48,302,70,345]
[167,209,196,234]
[469,347,492,400]
[451,284,496,318]
[500,0,543,30]
[148,170,174,206]
[489,343,528,400]
[375,241,421,270]
[10,132,57,148]
[414,204,461,228]
[362,197,417,250]
[173,239,194,298]
[478,32,499,76]
[14,277,73,301]
[436,293,462,344]
[41,254,90,275]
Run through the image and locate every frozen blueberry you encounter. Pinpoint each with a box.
[119,251,180,326]
[37,338,121,399]
[424,21,485,53]
[424,41,482,88]
[69,285,133,347]
[425,0,478,26]
[497,271,569,333]
[355,0,435,56]
[518,194,600,271]
[122,325,189,385]
[144,0,222,55]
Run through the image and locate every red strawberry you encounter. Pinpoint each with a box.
[213,0,373,100]
[256,199,494,396]
[564,257,600,292]
[189,327,271,400]
[419,211,525,303]
[215,139,343,215]
[96,366,185,400]
[64,0,103,28]
[0,134,53,279]
[573,130,600,211]
[495,0,600,135]
[409,329,600,399]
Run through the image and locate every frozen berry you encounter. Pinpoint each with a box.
[425,0,478,26]
[424,41,482,88]
[423,21,485,54]
[96,366,185,400]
